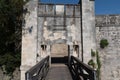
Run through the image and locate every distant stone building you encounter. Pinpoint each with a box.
[21,0,120,80]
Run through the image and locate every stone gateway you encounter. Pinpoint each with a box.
[21,0,120,80]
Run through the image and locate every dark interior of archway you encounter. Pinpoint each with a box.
[51,56,68,63]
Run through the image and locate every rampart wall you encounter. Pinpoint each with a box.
[96,15,120,80]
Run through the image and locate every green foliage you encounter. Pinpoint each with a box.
[96,51,101,70]
[0,0,24,53]
[0,53,21,75]
[88,49,96,68]
[88,50,102,80]
[96,51,101,80]
[88,59,95,68]
[100,39,109,49]
[91,49,96,57]
[0,0,27,75]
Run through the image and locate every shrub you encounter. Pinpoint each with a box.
[0,53,21,75]
[88,50,102,80]
[91,49,96,57]
[100,39,109,49]
[88,59,96,68]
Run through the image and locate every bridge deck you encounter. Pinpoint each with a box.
[45,64,73,80]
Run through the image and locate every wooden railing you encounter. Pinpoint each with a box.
[25,56,49,80]
[69,56,96,80]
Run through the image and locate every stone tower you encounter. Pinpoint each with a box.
[21,0,38,80]
[81,0,96,63]
[21,0,96,80]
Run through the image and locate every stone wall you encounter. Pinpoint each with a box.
[21,0,38,80]
[11,14,120,80]
[51,44,68,57]
[21,0,120,80]
[37,4,82,62]
[96,15,120,80]
[81,0,96,63]
[38,4,81,45]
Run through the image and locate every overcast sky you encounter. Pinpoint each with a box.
[40,0,120,15]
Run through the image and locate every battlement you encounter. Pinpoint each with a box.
[38,4,81,18]
[96,15,120,27]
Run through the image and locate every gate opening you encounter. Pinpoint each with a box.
[51,44,68,64]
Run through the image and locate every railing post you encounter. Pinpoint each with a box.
[68,45,73,67]
[25,56,49,80]
[25,72,31,80]
[70,56,97,80]
[93,70,97,80]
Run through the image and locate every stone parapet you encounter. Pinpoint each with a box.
[96,15,120,27]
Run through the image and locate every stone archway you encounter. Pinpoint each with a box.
[51,44,68,63]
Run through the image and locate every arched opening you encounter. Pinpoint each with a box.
[51,44,68,63]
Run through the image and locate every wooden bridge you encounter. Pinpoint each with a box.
[45,64,72,80]
[25,56,96,80]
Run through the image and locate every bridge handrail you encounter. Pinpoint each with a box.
[25,56,49,80]
[70,56,97,80]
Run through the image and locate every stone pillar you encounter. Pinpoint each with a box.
[81,0,96,63]
[21,0,38,80]
[68,45,73,66]
[46,45,51,66]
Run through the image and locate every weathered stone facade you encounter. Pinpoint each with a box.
[21,0,96,80]
[23,0,120,80]
[21,10,120,80]
[81,0,96,63]
[96,15,120,80]
[37,4,82,62]
[21,0,38,80]
[21,0,120,80]
[0,0,119,80]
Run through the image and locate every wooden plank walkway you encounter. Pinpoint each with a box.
[45,64,73,80]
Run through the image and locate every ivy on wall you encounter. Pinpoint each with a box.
[88,49,101,80]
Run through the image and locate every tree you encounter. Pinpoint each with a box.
[0,0,27,75]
